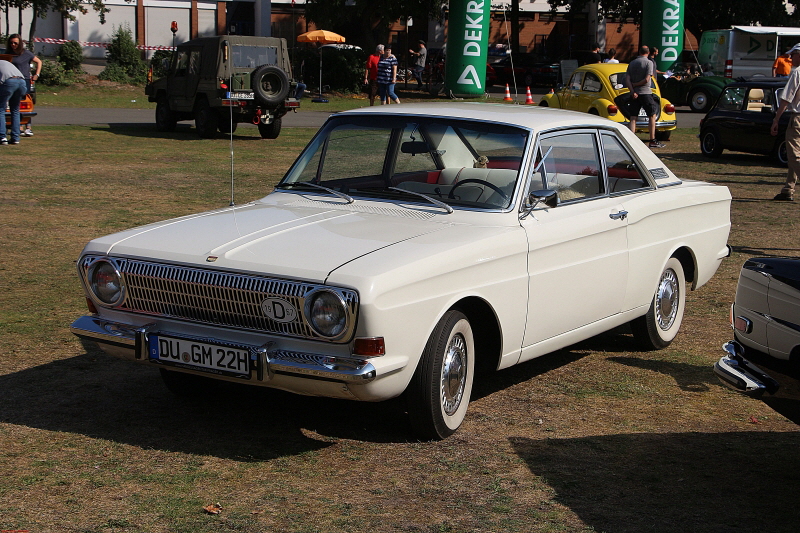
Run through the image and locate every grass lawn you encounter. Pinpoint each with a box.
[1,123,799,532]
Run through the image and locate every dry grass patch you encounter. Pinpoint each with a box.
[1,125,799,532]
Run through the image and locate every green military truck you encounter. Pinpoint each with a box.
[145,35,299,139]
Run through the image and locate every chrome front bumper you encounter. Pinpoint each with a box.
[71,315,378,384]
[713,341,780,397]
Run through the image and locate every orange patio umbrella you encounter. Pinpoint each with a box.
[297,30,346,102]
[297,30,346,44]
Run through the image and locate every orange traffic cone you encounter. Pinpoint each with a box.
[503,84,513,102]
[525,86,534,105]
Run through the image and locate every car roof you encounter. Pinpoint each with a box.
[576,63,630,74]
[337,102,621,131]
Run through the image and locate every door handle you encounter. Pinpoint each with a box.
[609,210,628,220]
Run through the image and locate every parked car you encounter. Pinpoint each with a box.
[539,62,677,141]
[1,53,36,130]
[714,257,800,396]
[491,54,561,88]
[144,35,299,139]
[699,78,789,165]
[658,70,733,113]
[71,103,731,440]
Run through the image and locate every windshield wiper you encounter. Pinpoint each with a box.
[277,182,354,204]
[388,187,453,214]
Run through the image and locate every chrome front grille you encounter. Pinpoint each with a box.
[101,258,358,341]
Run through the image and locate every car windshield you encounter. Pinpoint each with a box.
[278,115,529,210]
[608,72,656,91]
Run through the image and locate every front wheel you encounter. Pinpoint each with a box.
[406,310,475,440]
[631,257,686,350]
[155,97,177,132]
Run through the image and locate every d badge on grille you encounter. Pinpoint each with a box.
[261,298,298,322]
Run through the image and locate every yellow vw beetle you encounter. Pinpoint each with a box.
[539,62,677,141]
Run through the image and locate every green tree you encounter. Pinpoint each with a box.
[1,0,118,48]
[304,0,447,51]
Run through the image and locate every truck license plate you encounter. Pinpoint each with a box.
[148,334,251,378]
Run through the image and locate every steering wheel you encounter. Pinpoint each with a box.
[448,179,510,202]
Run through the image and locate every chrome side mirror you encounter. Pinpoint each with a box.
[520,189,558,219]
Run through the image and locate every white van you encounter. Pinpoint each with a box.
[698,26,800,78]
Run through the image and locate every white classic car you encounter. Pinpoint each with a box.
[71,103,732,439]
[714,257,800,396]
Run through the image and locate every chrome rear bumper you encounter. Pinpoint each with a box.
[713,341,780,397]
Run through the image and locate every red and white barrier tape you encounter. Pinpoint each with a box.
[34,37,175,51]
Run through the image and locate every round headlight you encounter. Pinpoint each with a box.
[88,260,123,306]
[305,290,348,339]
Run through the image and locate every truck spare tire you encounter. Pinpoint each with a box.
[252,65,290,106]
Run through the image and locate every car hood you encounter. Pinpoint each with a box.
[83,196,456,283]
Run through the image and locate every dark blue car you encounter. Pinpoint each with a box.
[699,78,789,166]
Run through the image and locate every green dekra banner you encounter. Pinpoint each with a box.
[641,0,685,73]
[445,0,491,98]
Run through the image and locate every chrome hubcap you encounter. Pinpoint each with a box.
[692,92,706,108]
[656,269,679,330]
[441,333,467,416]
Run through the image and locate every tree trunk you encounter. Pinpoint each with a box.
[511,0,519,54]
[28,8,39,51]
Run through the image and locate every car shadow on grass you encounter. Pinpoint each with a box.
[0,329,650,453]
[0,342,418,458]
[510,430,800,533]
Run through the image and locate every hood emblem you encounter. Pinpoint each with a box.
[261,298,298,323]
[206,256,218,262]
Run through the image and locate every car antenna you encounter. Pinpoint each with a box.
[228,99,235,206]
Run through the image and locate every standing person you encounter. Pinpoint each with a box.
[5,34,41,137]
[649,46,665,81]
[773,48,793,77]
[377,45,400,105]
[771,44,800,201]
[603,48,619,63]
[0,59,27,145]
[588,43,602,63]
[364,44,383,106]
[409,40,427,90]
[626,45,663,148]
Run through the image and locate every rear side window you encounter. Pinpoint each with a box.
[717,87,746,111]
[233,46,278,68]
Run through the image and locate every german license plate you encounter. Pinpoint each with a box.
[226,91,254,100]
[148,334,252,378]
